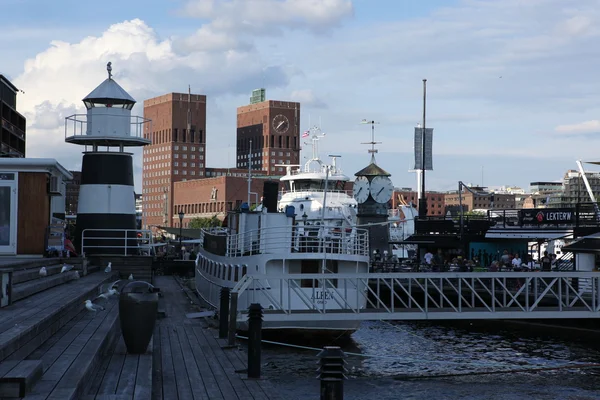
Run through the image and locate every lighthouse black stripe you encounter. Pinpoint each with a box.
[80,153,134,185]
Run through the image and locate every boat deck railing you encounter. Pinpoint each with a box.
[203,225,369,257]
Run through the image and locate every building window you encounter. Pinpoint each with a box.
[174,162,179,166]
[183,146,188,151]
[199,155,204,160]
[174,145,179,150]
[183,171,187,175]
[191,163,195,167]
[174,154,179,158]
[191,147,196,151]
[174,170,179,175]
[183,154,187,159]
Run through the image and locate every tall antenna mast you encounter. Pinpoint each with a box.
[418,79,428,219]
[360,119,381,163]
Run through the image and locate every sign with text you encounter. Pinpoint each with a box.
[520,208,575,225]
[414,128,433,170]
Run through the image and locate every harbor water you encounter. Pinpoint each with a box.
[255,320,600,399]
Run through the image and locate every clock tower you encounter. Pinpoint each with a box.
[353,162,393,258]
[353,119,393,258]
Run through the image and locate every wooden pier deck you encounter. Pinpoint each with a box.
[86,276,285,400]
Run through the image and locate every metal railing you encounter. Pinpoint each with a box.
[64,114,151,141]
[81,229,154,256]
[231,271,600,321]
[204,225,369,257]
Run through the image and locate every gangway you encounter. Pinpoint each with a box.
[230,272,600,323]
[575,160,600,223]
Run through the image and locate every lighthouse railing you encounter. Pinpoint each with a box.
[65,114,151,141]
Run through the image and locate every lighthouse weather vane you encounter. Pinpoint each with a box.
[360,119,381,163]
[107,62,112,80]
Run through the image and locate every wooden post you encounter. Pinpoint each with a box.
[247,303,263,379]
[228,292,238,347]
[219,287,230,339]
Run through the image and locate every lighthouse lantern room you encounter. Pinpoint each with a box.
[65,62,151,254]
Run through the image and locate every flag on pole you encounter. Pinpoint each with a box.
[302,130,310,138]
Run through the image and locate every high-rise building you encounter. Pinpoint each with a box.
[236,91,300,175]
[142,92,207,228]
[0,75,26,157]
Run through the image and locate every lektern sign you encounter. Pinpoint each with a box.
[520,208,575,225]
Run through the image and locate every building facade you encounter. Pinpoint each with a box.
[142,92,207,228]
[530,181,562,194]
[65,170,81,215]
[444,191,516,213]
[236,94,300,175]
[392,190,446,216]
[172,176,278,227]
[0,75,26,157]
[546,170,600,208]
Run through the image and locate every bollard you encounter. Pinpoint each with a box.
[247,303,263,379]
[317,346,347,400]
[219,287,230,339]
[228,292,238,347]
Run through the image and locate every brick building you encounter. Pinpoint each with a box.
[65,170,81,215]
[142,92,207,228]
[172,176,277,227]
[0,75,26,157]
[444,190,515,213]
[392,190,446,216]
[236,94,300,175]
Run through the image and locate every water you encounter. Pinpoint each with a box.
[255,321,600,399]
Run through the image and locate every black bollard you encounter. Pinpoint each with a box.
[247,303,263,379]
[219,287,230,339]
[317,346,347,400]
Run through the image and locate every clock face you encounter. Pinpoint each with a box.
[370,176,394,203]
[272,114,290,134]
[353,176,370,204]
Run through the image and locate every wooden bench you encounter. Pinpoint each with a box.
[0,272,117,363]
[12,271,79,302]
[22,298,121,400]
[0,360,43,398]
[12,265,64,285]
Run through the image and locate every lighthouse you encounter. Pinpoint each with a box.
[65,63,151,254]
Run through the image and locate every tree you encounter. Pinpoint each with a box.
[188,215,221,229]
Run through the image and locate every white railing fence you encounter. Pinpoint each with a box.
[81,229,154,256]
[231,272,600,322]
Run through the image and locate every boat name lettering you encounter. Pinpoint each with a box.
[311,290,333,303]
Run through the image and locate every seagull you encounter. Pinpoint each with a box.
[85,299,105,312]
[61,264,74,273]
[96,288,117,300]
[39,267,47,277]
[73,271,80,279]
[128,274,134,281]
[104,262,112,273]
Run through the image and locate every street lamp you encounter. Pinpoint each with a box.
[178,210,184,259]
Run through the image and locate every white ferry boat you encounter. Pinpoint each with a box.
[195,193,370,333]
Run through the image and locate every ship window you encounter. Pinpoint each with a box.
[301,260,319,287]
[241,265,247,277]
[234,266,239,281]
[228,266,233,281]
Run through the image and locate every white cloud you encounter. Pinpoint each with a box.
[290,89,327,108]
[555,120,600,134]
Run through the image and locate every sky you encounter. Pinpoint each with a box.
[3,0,600,193]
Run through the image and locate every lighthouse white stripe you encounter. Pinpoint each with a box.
[77,184,136,215]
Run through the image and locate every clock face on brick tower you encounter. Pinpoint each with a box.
[272,114,290,134]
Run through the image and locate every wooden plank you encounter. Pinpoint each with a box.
[132,353,152,400]
[86,341,114,397]
[12,271,77,302]
[189,326,238,400]
[183,326,223,399]
[0,360,19,378]
[151,325,162,400]
[49,301,120,399]
[159,325,178,400]
[25,311,88,362]
[175,327,210,400]
[196,326,267,400]
[115,354,138,396]
[166,326,195,400]
[97,338,126,395]
[0,359,43,397]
